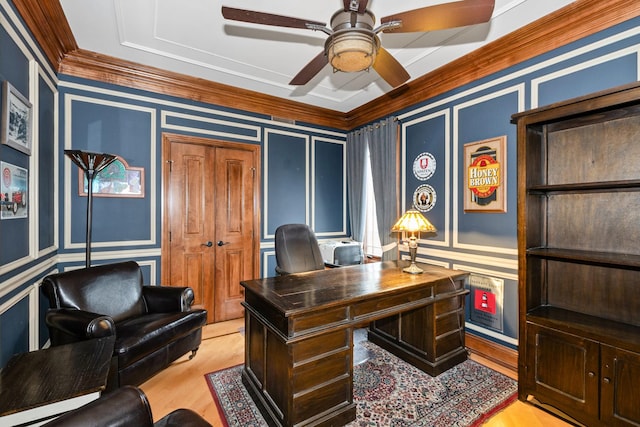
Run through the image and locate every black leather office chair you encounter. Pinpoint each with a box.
[274,224,325,275]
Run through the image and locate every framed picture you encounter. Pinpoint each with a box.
[1,161,28,219]
[78,155,145,198]
[463,135,507,213]
[1,81,32,155]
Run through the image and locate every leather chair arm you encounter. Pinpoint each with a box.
[142,286,194,313]
[45,308,115,345]
[42,385,153,427]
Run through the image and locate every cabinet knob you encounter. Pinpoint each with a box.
[603,377,611,384]
[587,371,595,378]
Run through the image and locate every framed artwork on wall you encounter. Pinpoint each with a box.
[0,161,28,219]
[463,135,507,213]
[1,81,32,156]
[78,155,144,198]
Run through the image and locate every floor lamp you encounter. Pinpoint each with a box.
[65,150,117,268]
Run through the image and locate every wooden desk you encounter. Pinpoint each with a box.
[240,261,469,427]
[0,336,114,426]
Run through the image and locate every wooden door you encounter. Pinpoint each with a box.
[213,146,257,321]
[162,133,260,323]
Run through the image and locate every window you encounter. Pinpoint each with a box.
[362,146,382,258]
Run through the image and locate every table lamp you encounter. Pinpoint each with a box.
[391,209,436,274]
[65,150,118,268]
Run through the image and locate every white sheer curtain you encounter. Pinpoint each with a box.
[347,116,399,260]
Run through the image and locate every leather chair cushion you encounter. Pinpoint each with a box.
[114,309,207,367]
[46,261,147,323]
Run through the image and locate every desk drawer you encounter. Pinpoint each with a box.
[436,329,465,359]
[435,295,464,314]
[292,329,350,362]
[434,278,466,295]
[352,287,433,320]
[436,309,464,336]
[290,306,349,336]
[293,348,350,393]
[292,375,351,425]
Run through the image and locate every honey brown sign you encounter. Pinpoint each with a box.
[463,136,507,213]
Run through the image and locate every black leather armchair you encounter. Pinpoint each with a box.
[41,261,207,389]
[274,224,326,275]
[42,385,211,427]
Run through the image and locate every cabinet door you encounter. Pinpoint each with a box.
[525,323,599,424]
[601,345,640,426]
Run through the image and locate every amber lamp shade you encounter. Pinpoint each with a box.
[391,209,436,274]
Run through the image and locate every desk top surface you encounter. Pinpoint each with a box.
[241,261,468,315]
[0,335,114,416]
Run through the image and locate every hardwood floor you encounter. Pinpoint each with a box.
[140,319,572,426]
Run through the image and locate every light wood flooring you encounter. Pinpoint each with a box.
[140,319,572,426]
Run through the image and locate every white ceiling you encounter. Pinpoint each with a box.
[59,0,575,112]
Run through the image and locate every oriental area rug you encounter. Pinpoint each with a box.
[206,340,517,427]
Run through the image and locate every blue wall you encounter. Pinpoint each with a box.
[0,1,348,365]
[58,78,348,282]
[390,17,640,348]
[1,0,639,366]
[0,0,59,365]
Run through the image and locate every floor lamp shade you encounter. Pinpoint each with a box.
[65,150,117,268]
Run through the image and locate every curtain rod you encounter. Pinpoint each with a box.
[350,116,399,135]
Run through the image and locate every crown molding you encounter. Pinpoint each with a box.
[346,0,640,127]
[12,0,640,131]
[59,49,350,130]
[12,0,77,68]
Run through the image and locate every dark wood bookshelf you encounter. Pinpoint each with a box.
[513,81,640,427]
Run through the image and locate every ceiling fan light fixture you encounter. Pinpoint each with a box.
[222,1,495,87]
[327,31,378,73]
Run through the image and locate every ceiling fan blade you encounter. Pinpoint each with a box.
[222,6,325,30]
[380,0,495,33]
[290,51,328,85]
[372,47,410,88]
[343,0,369,13]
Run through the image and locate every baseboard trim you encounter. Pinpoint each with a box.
[465,332,518,377]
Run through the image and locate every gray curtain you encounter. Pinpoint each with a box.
[368,117,399,261]
[346,129,367,242]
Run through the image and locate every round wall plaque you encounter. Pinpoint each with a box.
[412,152,436,180]
[413,184,437,212]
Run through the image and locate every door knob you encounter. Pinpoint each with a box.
[202,241,213,247]
[217,240,230,246]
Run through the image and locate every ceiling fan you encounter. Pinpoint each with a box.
[221,0,495,88]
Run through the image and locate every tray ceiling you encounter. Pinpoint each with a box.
[59,0,575,112]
